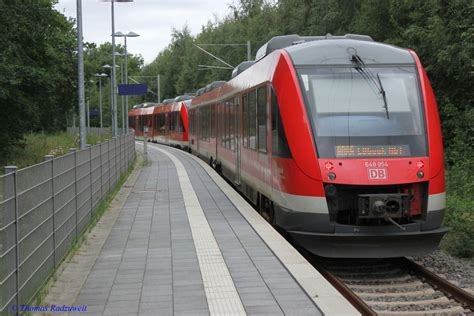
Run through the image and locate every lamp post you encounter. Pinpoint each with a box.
[114,31,140,132]
[102,0,134,137]
[76,0,86,149]
[95,73,108,129]
[103,64,120,135]
[115,52,127,134]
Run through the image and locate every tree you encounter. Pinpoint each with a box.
[0,0,76,164]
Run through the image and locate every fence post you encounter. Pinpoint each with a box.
[69,148,78,238]
[115,138,118,186]
[86,145,92,217]
[107,140,111,194]
[44,155,56,268]
[97,142,103,200]
[5,166,19,315]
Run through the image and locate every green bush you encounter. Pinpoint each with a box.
[442,194,474,258]
[441,158,474,258]
[3,132,111,170]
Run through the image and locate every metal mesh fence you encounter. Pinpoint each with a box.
[0,133,135,315]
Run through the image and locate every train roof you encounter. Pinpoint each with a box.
[196,87,205,96]
[204,81,226,93]
[174,95,193,102]
[231,61,256,79]
[255,34,373,61]
[162,99,175,104]
[256,33,413,65]
[142,102,156,108]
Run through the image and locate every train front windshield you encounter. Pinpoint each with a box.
[298,67,427,158]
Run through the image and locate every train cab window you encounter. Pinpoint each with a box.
[242,95,248,148]
[271,88,292,158]
[248,90,257,150]
[257,86,267,153]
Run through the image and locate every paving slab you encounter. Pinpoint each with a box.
[39,143,358,315]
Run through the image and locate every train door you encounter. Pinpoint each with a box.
[234,96,241,185]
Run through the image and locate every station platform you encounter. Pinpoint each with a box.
[42,143,358,315]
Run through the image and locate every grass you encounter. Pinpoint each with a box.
[2,132,111,171]
[30,152,138,309]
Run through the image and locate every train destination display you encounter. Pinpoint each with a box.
[335,145,411,157]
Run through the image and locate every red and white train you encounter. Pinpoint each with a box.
[131,34,447,258]
[188,34,447,258]
[129,96,191,148]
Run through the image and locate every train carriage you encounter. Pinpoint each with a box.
[129,97,191,149]
[189,34,447,258]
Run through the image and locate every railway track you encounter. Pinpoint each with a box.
[303,252,474,315]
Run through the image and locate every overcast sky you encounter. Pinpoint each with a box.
[54,0,233,64]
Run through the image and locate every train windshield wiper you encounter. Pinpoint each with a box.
[350,54,390,119]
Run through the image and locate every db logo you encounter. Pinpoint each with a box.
[368,168,388,180]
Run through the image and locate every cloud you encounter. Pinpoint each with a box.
[55,0,233,64]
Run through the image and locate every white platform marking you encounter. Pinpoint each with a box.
[181,149,360,315]
[151,146,246,316]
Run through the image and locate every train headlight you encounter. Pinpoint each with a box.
[417,170,424,179]
[328,172,336,181]
[325,162,334,170]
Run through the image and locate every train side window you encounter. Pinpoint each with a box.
[206,106,210,141]
[242,95,248,148]
[226,101,231,149]
[189,111,192,134]
[249,90,257,150]
[210,104,215,138]
[223,103,227,147]
[201,107,205,140]
[257,86,267,153]
[220,104,224,146]
[271,88,292,158]
[203,106,208,141]
[230,99,235,151]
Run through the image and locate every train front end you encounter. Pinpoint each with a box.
[283,37,447,258]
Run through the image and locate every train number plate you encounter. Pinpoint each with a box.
[368,168,388,180]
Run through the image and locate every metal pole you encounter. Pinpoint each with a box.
[111,0,117,137]
[124,36,129,131]
[247,40,251,61]
[110,76,113,134]
[77,0,86,149]
[86,99,90,132]
[157,74,160,103]
[99,76,103,129]
[5,166,19,316]
[121,54,125,134]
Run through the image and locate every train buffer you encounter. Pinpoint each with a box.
[40,143,358,315]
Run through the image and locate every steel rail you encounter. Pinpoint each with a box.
[401,258,474,311]
[297,247,376,315]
